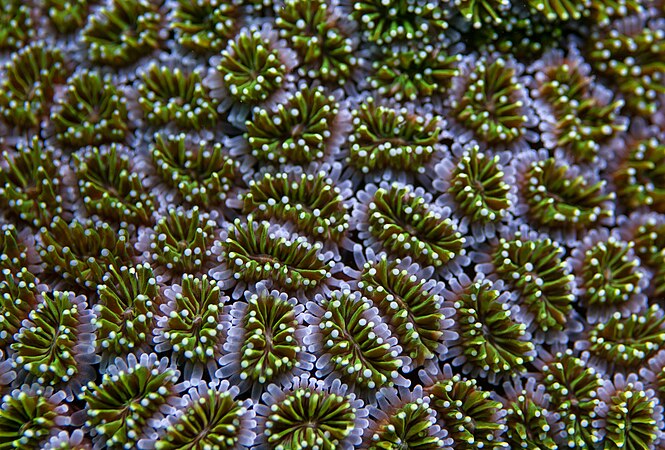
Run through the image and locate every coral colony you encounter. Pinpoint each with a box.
[2,1,665,449]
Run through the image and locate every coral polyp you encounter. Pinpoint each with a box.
[617,212,665,298]
[516,153,614,234]
[304,289,407,393]
[52,71,129,148]
[210,25,295,108]
[11,291,98,396]
[74,144,156,226]
[82,0,163,67]
[443,276,535,380]
[79,353,182,449]
[220,217,338,297]
[244,84,343,165]
[351,0,448,45]
[93,263,160,359]
[594,373,663,450]
[486,232,576,341]
[349,250,454,368]
[0,137,64,227]
[423,366,508,449]
[450,56,531,146]
[354,183,466,270]
[220,285,313,395]
[612,136,665,213]
[498,378,560,449]
[346,98,442,178]
[0,385,69,449]
[170,0,240,54]
[0,0,34,50]
[241,167,351,244]
[452,0,508,28]
[587,16,665,116]
[255,374,367,449]
[369,44,461,102]
[434,143,513,239]
[0,42,68,129]
[137,65,217,129]
[577,306,665,373]
[154,274,228,379]
[44,0,91,34]
[364,386,448,449]
[0,268,40,347]
[150,133,241,208]
[149,380,255,449]
[535,349,602,449]
[570,230,647,322]
[39,217,134,290]
[140,206,218,278]
[276,0,359,85]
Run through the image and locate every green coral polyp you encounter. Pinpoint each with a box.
[12,291,85,386]
[599,379,661,450]
[453,279,534,377]
[526,0,586,21]
[0,42,68,128]
[314,290,403,390]
[238,291,302,385]
[158,275,225,364]
[448,146,511,224]
[155,387,248,449]
[585,307,665,370]
[588,20,665,116]
[74,144,156,225]
[369,45,461,101]
[522,157,613,229]
[217,27,290,104]
[552,97,626,163]
[364,184,464,268]
[263,386,357,450]
[94,264,159,356]
[452,57,528,144]
[224,218,334,292]
[276,0,358,85]
[453,0,508,28]
[0,268,39,346]
[368,397,444,449]
[492,235,575,334]
[352,0,448,45]
[243,171,350,243]
[0,224,30,273]
[0,137,64,227]
[52,71,129,147]
[82,0,163,67]
[538,350,601,449]
[39,217,133,290]
[358,256,446,366]
[348,99,441,174]
[501,385,558,449]
[171,0,240,54]
[426,374,508,448]
[578,237,643,311]
[80,355,179,449]
[613,137,665,213]
[151,133,240,208]
[138,65,217,129]
[148,207,217,275]
[45,0,91,34]
[0,0,34,50]
[245,85,339,165]
[0,388,61,449]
